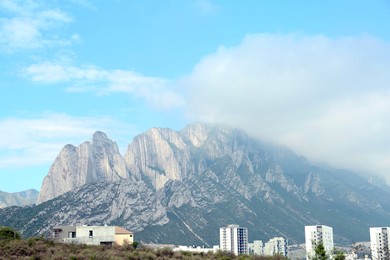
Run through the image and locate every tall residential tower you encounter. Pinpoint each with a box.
[220,224,248,255]
[305,225,334,259]
[370,227,390,260]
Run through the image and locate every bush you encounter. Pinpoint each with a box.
[132,241,139,249]
[0,226,21,241]
[156,247,175,258]
[214,249,236,260]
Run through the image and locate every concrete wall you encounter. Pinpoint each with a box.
[76,226,115,238]
[53,226,76,239]
[75,226,116,245]
[115,233,134,245]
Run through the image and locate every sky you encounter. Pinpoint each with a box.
[1,0,390,192]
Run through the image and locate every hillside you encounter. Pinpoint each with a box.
[1,124,389,245]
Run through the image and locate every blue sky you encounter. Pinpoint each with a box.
[1,0,390,192]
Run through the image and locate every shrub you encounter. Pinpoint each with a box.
[0,226,21,241]
[132,241,139,249]
[214,249,236,260]
[4,240,34,257]
[156,247,174,258]
[131,250,156,260]
[238,255,253,260]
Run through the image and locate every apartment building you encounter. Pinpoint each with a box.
[370,227,390,260]
[264,237,288,257]
[248,240,264,255]
[220,224,249,255]
[305,225,334,259]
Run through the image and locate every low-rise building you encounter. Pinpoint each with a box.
[173,245,216,253]
[52,225,133,246]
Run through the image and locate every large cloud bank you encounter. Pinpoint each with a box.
[183,34,390,181]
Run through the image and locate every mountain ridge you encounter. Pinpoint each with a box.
[0,189,39,208]
[2,123,390,245]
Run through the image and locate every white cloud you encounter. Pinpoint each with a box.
[0,113,136,168]
[183,33,390,182]
[0,0,75,51]
[24,62,185,109]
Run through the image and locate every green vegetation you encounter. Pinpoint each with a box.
[314,243,327,260]
[0,228,289,259]
[307,242,347,260]
[132,241,139,249]
[310,243,346,260]
[333,250,346,260]
[0,226,21,241]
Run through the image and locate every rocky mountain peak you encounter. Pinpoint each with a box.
[92,131,108,140]
[125,127,189,190]
[37,132,127,204]
[179,123,212,147]
[0,189,39,208]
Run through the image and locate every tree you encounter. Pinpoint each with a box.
[132,241,139,249]
[0,226,21,241]
[312,243,328,260]
[333,249,346,260]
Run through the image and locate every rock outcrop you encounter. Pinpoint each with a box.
[124,127,191,190]
[37,132,127,203]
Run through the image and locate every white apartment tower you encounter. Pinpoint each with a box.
[248,240,264,255]
[220,224,249,255]
[264,237,288,257]
[305,225,334,259]
[370,227,390,260]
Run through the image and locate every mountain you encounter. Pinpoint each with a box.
[0,189,39,208]
[1,123,390,246]
[37,131,128,203]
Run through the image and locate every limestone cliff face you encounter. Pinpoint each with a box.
[38,124,373,208]
[37,132,127,203]
[38,123,329,204]
[124,127,192,190]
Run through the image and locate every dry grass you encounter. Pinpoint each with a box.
[0,238,288,260]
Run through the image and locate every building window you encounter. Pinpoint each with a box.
[54,230,60,238]
[89,230,93,238]
[68,232,76,238]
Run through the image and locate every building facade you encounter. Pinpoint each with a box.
[305,225,334,259]
[264,237,288,257]
[52,225,133,246]
[249,240,264,255]
[220,224,248,255]
[370,227,390,260]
